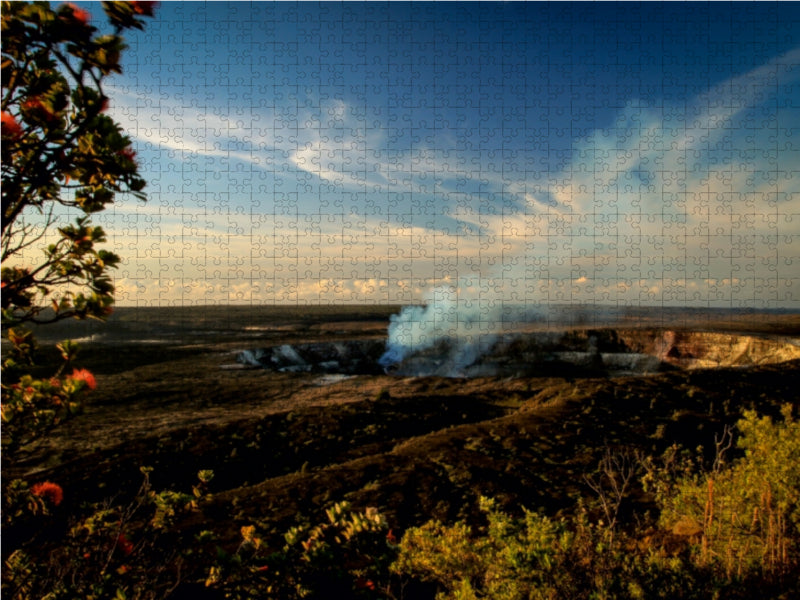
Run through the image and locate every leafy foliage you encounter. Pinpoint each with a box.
[2,8,155,597]
[1,321,97,459]
[3,467,208,600]
[393,495,702,600]
[656,404,800,579]
[394,408,800,599]
[0,369,90,455]
[1,0,154,486]
[1,0,152,325]
[208,501,395,599]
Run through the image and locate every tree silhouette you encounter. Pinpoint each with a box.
[1,1,154,325]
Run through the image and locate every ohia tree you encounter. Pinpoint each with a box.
[1,1,155,325]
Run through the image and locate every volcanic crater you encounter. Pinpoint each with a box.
[236,327,800,378]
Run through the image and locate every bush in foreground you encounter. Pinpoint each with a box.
[392,405,800,600]
[3,404,798,599]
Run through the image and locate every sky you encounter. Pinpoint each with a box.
[44,2,800,307]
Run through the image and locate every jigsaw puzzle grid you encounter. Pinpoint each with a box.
[71,2,800,309]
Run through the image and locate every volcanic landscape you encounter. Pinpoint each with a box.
[5,304,800,587]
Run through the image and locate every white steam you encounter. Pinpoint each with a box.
[379,286,545,376]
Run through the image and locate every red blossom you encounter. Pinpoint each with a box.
[118,147,137,163]
[23,98,42,111]
[131,1,158,16]
[117,533,134,555]
[1,111,23,138]
[355,577,376,590]
[386,529,397,544]
[32,481,64,506]
[70,368,97,390]
[22,98,56,123]
[62,3,91,24]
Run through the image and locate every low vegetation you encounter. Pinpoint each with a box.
[393,407,800,600]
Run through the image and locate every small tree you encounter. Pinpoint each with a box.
[1,1,155,458]
[1,0,154,326]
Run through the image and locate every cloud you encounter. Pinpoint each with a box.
[106,87,276,169]
[91,51,800,306]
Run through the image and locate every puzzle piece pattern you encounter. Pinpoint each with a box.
[106,3,798,318]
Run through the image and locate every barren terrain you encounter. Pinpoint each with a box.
[4,305,800,590]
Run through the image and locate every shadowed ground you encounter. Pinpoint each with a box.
[3,305,799,588]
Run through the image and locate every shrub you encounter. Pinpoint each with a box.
[207,501,396,599]
[656,404,800,579]
[392,406,800,599]
[2,468,211,600]
[392,496,700,600]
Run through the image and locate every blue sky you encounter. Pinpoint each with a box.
[59,1,800,307]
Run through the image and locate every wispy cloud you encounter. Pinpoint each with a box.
[107,87,277,169]
[99,49,800,306]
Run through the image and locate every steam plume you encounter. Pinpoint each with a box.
[379,286,544,376]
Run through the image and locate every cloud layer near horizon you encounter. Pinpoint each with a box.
[12,49,800,308]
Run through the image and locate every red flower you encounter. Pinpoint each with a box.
[1,111,22,139]
[118,147,137,163]
[131,1,158,16]
[355,577,376,590]
[386,529,397,544]
[117,533,134,555]
[62,3,91,24]
[23,98,42,111]
[22,98,56,123]
[32,481,64,506]
[70,368,97,390]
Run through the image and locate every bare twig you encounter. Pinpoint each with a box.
[1,208,58,262]
[584,447,643,541]
[712,424,734,473]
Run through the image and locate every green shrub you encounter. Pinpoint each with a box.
[392,496,701,600]
[656,404,800,578]
[392,406,800,599]
[208,501,396,599]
